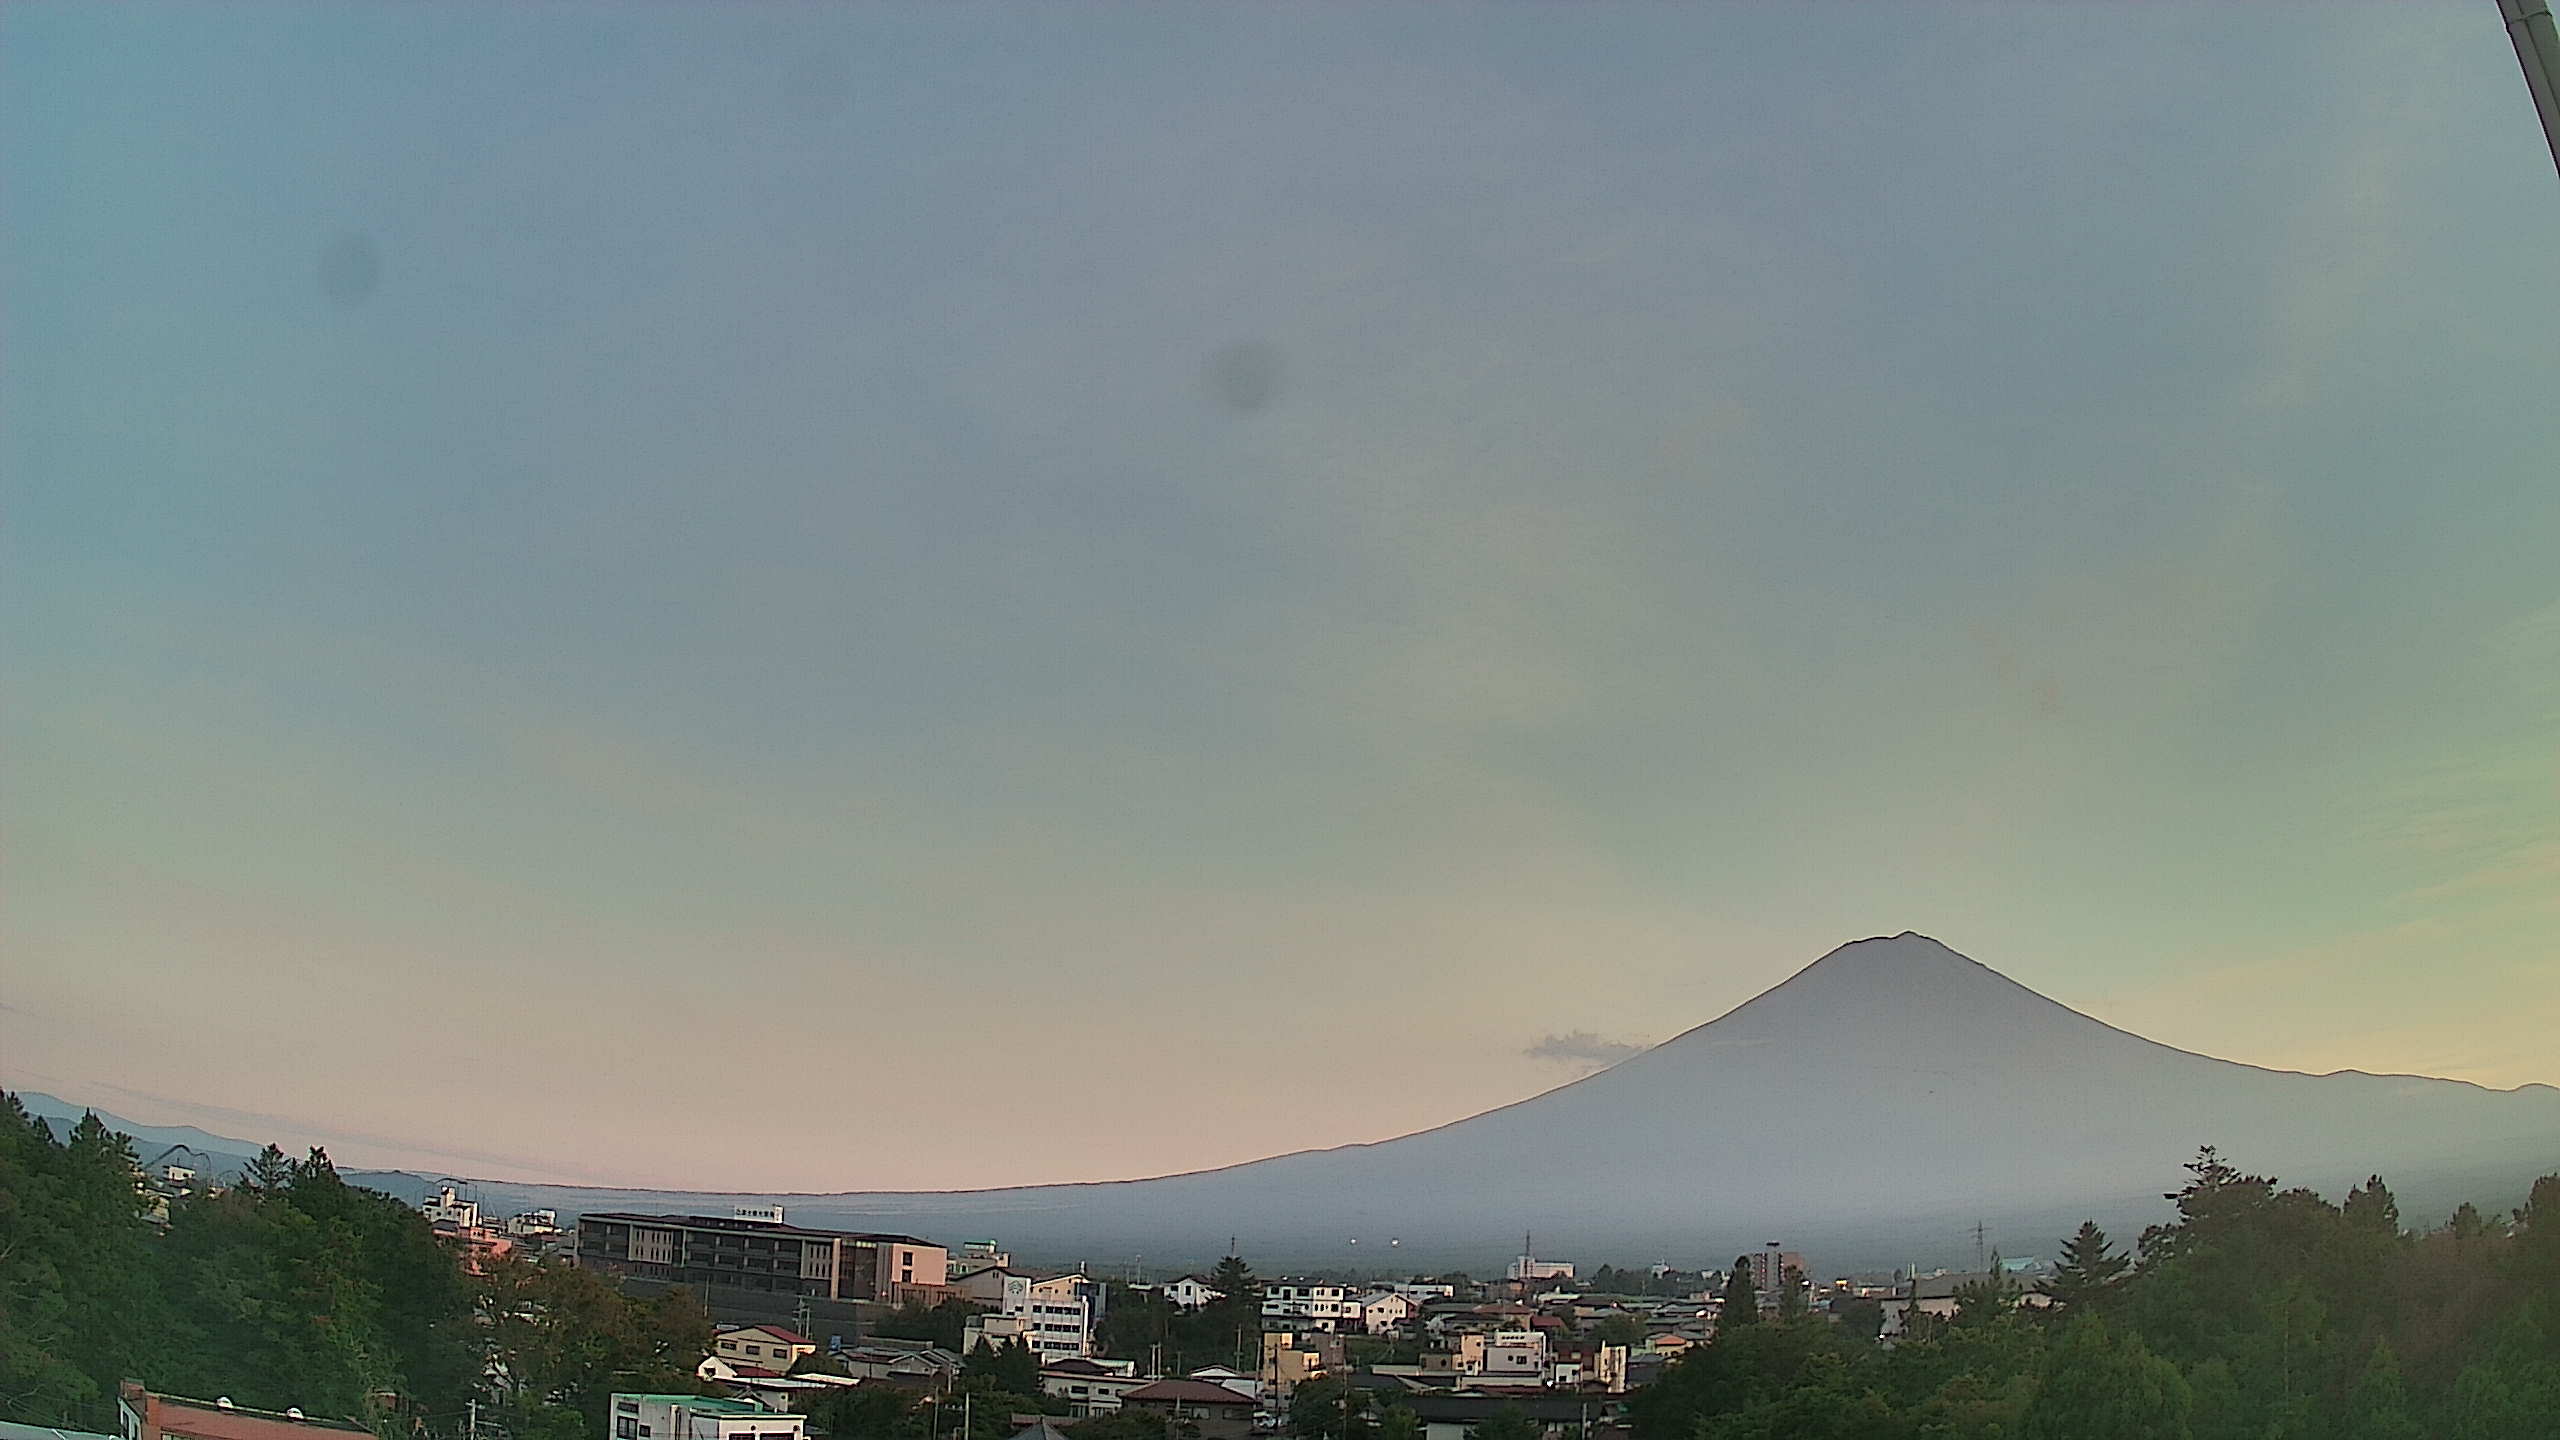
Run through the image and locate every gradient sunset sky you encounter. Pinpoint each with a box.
[5,2,2556,1190]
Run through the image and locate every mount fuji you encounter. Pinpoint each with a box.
[29,934,2560,1271]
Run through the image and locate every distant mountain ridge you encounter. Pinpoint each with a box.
[23,935,2560,1271]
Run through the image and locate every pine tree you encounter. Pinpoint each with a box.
[1715,1257,1758,1333]
[1775,1264,1808,1321]
[2042,1221,2131,1308]
[1209,1254,1260,1306]
[2345,1341,2422,1440]
[2343,1176,2401,1238]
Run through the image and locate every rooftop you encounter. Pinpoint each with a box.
[582,1213,934,1245]
[613,1396,767,1414]
[148,1399,373,1440]
[1123,1381,1256,1408]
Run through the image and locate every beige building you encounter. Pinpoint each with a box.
[713,1324,817,1371]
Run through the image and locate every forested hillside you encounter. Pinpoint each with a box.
[0,1094,707,1440]
[1629,1149,2560,1438]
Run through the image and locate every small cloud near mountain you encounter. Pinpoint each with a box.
[1525,1030,1650,1071]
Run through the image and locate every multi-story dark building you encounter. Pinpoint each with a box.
[576,1211,949,1303]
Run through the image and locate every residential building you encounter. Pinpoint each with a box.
[1455,1330,1549,1383]
[610,1395,804,1440]
[420,1183,480,1229]
[1351,1291,1417,1334]
[1039,1358,1144,1416]
[1119,1381,1255,1440]
[1183,1367,1259,1402]
[1742,1250,1806,1302]
[1387,1282,1457,1302]
[433,1220,514,1275]
[1875,1273,2051,1340]
[713,1325,817,1371]
[954,1268,1098,1361]
[949,1240,1011,1277]
[1259,1331,1340,1400]
[1399,1394,1595,1440]
[1159,1275,1224,1310]
[576,1212,948,1304]
[506,1209,563,1238]
[950,1266,1034,1309]
[1262,1282,1351,1328]
[828,1341,963,1391]
[117,1386,372,1440]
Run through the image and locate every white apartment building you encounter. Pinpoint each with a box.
[960,1271,1098,1361]
[420,1184,479,1229]
[1262,1282,1353,1328]
[505,1209,561,1237]
[611,1395,803,1440]
[1506,1255,1574,1283]
[1455,1330,1549,1381]
[1040,1358,1144,1416]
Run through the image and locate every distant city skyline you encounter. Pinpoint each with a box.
[6,3,2557,1191]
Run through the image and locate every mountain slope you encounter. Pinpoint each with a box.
[26,936,2560,1270]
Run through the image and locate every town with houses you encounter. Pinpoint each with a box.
[15,1086,2539,1434]
[88,1154,2054,1440]
[327,1180,2041,1440]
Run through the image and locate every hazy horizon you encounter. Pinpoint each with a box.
[8,3,2559,1192]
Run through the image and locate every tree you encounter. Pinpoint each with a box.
[1376,1407,1420,1440]
[2343,1176,2402,1239]
[1830,1296,1884,1343]
[1067,1414,1176,1440]
[962,1337,1040,1396]
[1286,1378,1370,1440]
[801,1385,916,1440]
[1592,1314,1644,1348]
[1717,1259,1759,1334]
[2019,1318,2190,1440]
[2042,1221,2131,1309]
[1775,1266,1808,1323]
[2344,1341,2422,1440]
[1209,1255,1261,1308]
[877,1298,982,1351]
[240,1143,297,1195]
[1465,1408,1540,1440]
[1951,1258,2018,1328]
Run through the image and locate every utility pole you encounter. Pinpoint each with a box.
[2500,0,2560,177]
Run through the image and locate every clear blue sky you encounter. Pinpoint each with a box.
[5,2,2556,1189]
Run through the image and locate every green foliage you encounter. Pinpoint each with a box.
[1208,1255,1259,1306]
[800,1385,919,1440]
[1374,1406,1419,1440]
[0,1098,479,1434]
[1100,1266,1262,1372]
[1715,1258,1758,1334]
[1463,1407,1539,1440]
[1286,1378,1371,1440]
[961,1336,1041,1396]
[1590,1314,1645,1348]
[478,1253,712,1435]
[875,1298,983,1351]
[2041,1220,2131,1309]
[1627,1146,2560,1440]
[1067,1411,1182,1440]
[2020,1318,2189,1440]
